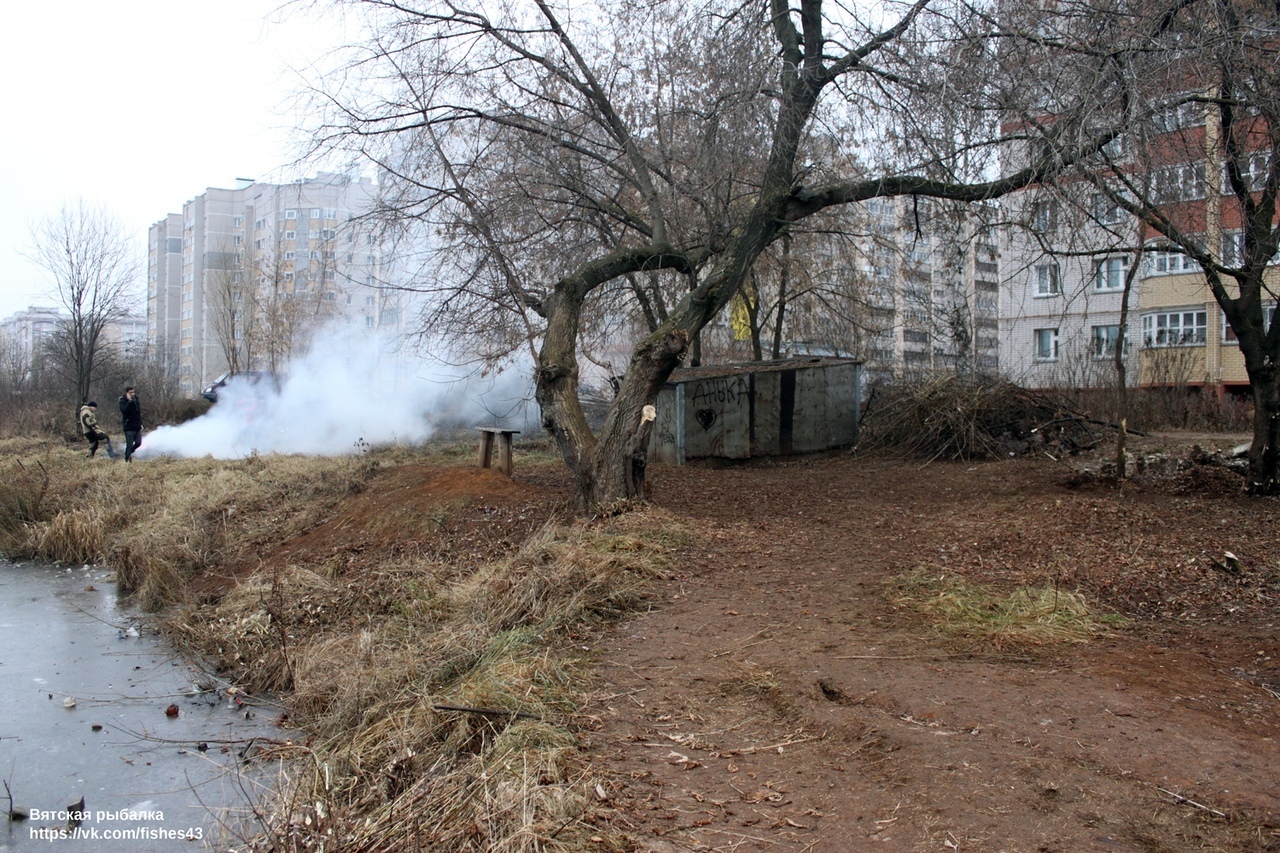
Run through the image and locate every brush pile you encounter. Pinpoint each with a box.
[861,375,1110,461]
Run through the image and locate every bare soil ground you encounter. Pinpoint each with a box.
[236,433,1280,852]
[577,433,1280,852]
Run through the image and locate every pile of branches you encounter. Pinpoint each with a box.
[861,375,1118,462]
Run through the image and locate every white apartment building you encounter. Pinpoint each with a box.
[0,306,65,375]
[1,305,148,379]
[149,173,410,394]
[999,193,1141,389]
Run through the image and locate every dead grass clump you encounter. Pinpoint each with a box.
[891,569,1129,650]
[451,524,668,632]
[193,509,686,852]
[0,456,55,552]
[862,375,1106,461]
[0,442,375,609]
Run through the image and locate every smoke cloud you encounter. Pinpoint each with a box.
[136,326,536,459]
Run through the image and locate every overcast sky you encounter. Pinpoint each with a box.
[0,1,351,319]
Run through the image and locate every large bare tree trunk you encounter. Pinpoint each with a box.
[1245,362,1280,493]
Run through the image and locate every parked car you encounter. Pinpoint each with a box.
[201,371,285,403]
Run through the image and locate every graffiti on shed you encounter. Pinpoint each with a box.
[650,357,862,465]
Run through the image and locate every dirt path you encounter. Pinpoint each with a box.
[582,451,1280,852]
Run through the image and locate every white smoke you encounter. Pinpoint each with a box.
[136,326,536,459]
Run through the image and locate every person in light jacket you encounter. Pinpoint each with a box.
[119,386,143,462]
[78,402,117,459]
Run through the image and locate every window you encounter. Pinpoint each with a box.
[323,208,337,219]
[1145,248,1201,276]
[1094,256,1130,290]
[311,209,321,219]
[285,210,297,219]
[1031,201,1058,233]
[1222,231,1245,268]
[284,251,295,261]
[1034,328,1059,361]
[284,230,296,241]
[309,230,319,240]
[1142,310,1207,347]
[1092,193,1123,225]
[233,216,243,227]
[1091,324,1128,358]
[1034,261,1060,296]
[1223,306,1276,343]
[1222,151,1270,194]
[366,315,376,327]
[1151,162,1206,203]
[1221,231,1280,268]
[1149,98,1206,135]
[233,235,243,246]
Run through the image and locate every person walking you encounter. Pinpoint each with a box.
[78,402,118,459]
[119,386,143,462]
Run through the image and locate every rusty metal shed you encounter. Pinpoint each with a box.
[649,357,862,465]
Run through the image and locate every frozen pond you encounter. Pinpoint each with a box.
[0,559,288,851]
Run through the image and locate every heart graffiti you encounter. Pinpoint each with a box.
[695,409,717,430]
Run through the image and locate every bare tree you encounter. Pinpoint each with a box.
[311,0,1153,510]
[206,238,261,377]
[27,201,138,404]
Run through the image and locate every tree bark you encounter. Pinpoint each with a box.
[1245,361,1280,493]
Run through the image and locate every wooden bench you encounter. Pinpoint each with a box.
[476,427,521,476]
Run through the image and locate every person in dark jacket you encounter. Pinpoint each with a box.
[119,386,143,462]
[79,402,117,458]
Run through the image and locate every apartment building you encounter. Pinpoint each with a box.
[0,305,65,375]
[149,173,410,394]
[702,196,999,383]
[1000,193,1143,389]
[856,197,1001,382]
[1,305,147,378]
[1000,97,1278,395]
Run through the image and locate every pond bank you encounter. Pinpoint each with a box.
[0,559,289,852]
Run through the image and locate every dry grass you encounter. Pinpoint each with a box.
[0,437,373,608]
[0,436,687,849]
[891,569,1129,650]
[170,511,685,852]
